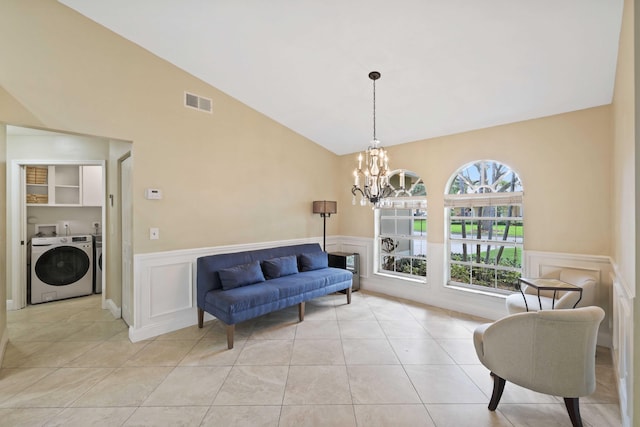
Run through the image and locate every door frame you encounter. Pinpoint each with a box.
[118,152,133,326]
[8,159,106,310]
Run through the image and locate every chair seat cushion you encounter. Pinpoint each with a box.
[506,293,557,313]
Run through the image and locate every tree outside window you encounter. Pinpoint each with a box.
[445,160,523,293]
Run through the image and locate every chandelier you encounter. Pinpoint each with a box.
[352,71,394,206]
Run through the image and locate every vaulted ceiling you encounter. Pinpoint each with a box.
[59,0,623,155]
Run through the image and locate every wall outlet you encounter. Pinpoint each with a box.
[62,221,70,229]
[149,227,160,240]
[92,222,100,228]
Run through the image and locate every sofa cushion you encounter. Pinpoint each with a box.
[218,260,265,291]
[299,252,328,271]
[208,284,280,315]
[261,255,298,280]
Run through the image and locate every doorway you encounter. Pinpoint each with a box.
[5,126,132,321]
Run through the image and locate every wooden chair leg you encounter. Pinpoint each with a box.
[564,397,583,427]
[226,324,235,349]
[346,286,352,304]
[488,372,506,411]
[197,308,204,328]
[299,302,305,321]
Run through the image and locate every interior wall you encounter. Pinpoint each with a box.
[0,124,6,335]
[610,0,636,424]
[339,106,612,257]
[0,0,340,257]
[611,0,636,295]
[25,207,101,239]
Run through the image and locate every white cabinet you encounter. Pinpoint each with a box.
[26,165,103,207]
[81,165,103,207]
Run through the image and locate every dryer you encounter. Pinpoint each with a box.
[93,234,102,294]
[30,235,93,304]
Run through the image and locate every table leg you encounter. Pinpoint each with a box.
[572,289,583,309]
[519,281,529,312]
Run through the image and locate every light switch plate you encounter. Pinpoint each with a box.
[150,227,160,240]
[145,188,162,200]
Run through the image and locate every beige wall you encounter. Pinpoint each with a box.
[611,0,637,423]
[0,124,6,337]
[340,106,612,256]
[0,0,340,257]
[611,0,636,293]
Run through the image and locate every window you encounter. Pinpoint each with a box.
[375,170,427,281]
[445,160,523,294]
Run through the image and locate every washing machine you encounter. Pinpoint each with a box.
[30,234,94,304]
[93,234,102,294]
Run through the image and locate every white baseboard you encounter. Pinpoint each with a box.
[104,298,121,319]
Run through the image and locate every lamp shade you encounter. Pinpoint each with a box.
[312,200,337,214]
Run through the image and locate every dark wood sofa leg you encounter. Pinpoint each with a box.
[564,397,583,427]
[346,286,352,304]
[226,324,235,349]
[299,302,305,321]
[197,308,204,328]
[488,372,506,411]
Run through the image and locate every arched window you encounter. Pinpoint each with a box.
[445,160,523,294]
[375,170,427,281]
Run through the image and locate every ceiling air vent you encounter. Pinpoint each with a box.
[184,92,213,113]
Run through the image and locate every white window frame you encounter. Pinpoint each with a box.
[375,196,427,282]
[445,160,524,295]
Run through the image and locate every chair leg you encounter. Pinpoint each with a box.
[346,286,352,304]
[299,302,305,321]
[564,397,583,427]
[488,372,506,411]
[197,308,204,328]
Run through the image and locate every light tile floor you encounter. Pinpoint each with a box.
[1,292,621,426]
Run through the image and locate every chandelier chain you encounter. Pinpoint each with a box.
[372,78,376,141]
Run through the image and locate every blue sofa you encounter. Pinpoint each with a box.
[196,243,353,348]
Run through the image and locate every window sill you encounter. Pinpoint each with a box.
[375,271,427,285]
[445,282,509,299]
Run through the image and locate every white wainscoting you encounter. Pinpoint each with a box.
[128,237,326,342]
[612,269,633,427]
[524,250,613,347]
[128,236,614,350]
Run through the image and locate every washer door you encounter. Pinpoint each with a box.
[34,246,91,286]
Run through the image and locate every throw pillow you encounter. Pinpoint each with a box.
[299,252,328,272]
[218,260,265,290]
[261,255,299,280]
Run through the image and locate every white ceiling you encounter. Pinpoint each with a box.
[59,0,623,155]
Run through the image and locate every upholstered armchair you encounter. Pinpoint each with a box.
[506,268,597,314]
[473,306,605,427]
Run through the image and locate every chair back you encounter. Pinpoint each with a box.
[554,268,597,309]
[476,306,604,397]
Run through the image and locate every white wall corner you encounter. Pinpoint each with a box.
[104,298,121,319]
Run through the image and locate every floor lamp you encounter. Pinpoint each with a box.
[313,201,337,251]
